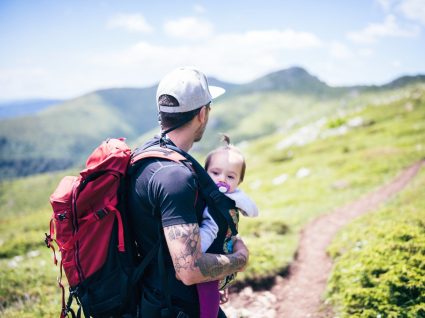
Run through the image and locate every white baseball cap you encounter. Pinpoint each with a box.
[156,67,225,113]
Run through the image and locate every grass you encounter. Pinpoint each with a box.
[235,83,425,280]
[0,83,424,316]
[0,248,60,318]
[326,169,425,318]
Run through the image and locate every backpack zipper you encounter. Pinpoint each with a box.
[72,182,85,282]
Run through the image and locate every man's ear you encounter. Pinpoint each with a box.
[198,106,208,124]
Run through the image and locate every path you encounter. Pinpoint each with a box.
[222,160,424,318]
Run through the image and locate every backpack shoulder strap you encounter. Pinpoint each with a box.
[130,147,186,166]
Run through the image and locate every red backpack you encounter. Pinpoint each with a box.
[45,137,238,318]
[45,138,187,318]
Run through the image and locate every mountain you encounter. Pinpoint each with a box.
[0,86,159,179]
[0,98,64,119]
[381,74,425,90]
[208,77,239,93]
[1,67,424,180]
[235,66,333,95]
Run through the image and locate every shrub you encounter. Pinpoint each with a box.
[326,171,425,318]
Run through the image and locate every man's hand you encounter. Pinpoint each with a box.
[232,237,249,272]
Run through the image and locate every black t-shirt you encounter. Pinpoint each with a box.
[127,143,206,305]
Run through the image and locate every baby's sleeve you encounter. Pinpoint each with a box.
[199,207,219,252]
[227,189,259,217]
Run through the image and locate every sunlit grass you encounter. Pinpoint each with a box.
[326,169,425,317]
[236,83,425,280]
[0,84,424,316]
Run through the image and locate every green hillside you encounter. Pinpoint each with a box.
[0,87,159,179]
[0,78,424,316]
[233,66,332,95]
[1,67,422,180]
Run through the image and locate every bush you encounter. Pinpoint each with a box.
[326,171,425,318]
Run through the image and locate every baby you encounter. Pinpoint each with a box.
[197,135,258,318]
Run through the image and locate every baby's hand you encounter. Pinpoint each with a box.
[219,288,229,304]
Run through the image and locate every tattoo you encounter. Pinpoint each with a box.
[195,252,247,279]
[166,224,200,273]
[166,223,247,280]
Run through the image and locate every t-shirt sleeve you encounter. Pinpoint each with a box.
[148,163,199,227]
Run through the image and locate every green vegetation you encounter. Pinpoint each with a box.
[0,172,64,316]
[2,68,421,180]
[0,81,424,316]
[236,83,425,281]
[0,88,158,179]
[326,169,425,317]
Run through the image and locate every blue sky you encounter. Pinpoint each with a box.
[1,0,425,100]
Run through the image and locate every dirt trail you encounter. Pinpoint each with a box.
[222,160,425,318]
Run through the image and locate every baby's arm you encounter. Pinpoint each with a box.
[226,189,259,217]
[199,207,219,252]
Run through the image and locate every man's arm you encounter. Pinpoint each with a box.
[164,223,248,286]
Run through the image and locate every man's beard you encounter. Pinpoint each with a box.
[194,122,207,142]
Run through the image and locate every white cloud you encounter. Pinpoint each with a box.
[107,13,153,33]
[220,29,322,49]
[90,28,322,86]
[347,14,419,43]
[398,0,425,25]
[357,48,375,57]
[0,67,52,98]
[375,0,425,25]
[392,59,402,67]
[329,42,354,59]
[164,17,213,40]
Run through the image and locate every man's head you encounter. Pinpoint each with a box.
[156,67,225,137]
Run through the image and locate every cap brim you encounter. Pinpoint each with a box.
[209,86,226,99]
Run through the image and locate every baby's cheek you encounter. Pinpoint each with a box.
[210,175,219,183]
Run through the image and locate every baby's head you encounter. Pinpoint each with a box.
[204,135,246,193]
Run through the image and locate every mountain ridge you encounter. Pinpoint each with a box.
[1,66,424,179]
[2,67,424,119]
[234,66,331,95]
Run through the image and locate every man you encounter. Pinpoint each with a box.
[128,67,249,317]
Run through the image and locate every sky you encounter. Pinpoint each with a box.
[1,0,425,100]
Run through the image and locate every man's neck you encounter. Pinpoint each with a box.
[166,131,193,152]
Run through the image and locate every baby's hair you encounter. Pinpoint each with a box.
[205,134,246,183]
[221,134,231,146]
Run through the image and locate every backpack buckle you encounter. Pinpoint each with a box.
[44,233,53,248]
[95,209,108,220]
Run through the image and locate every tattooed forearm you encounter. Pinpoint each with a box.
[195,251,247,279]
[164,223,248,284]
